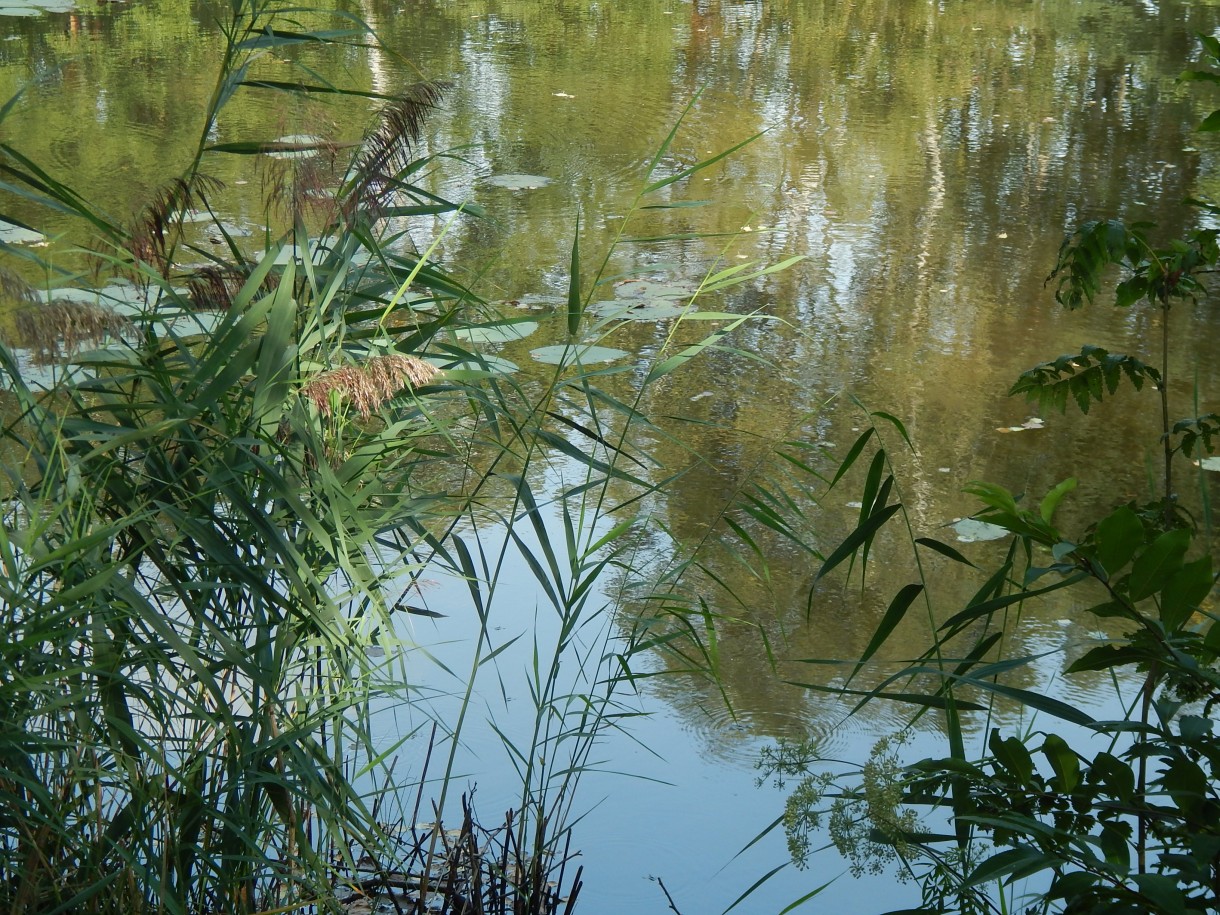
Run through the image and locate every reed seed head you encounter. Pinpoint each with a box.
[302,354,439,418]
[14,299,131,362]
[346,82,449,221]
[129,175,224,272]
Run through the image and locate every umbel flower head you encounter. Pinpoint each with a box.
[301,353,438,418]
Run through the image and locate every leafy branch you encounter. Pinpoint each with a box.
[1009,346,1160,415]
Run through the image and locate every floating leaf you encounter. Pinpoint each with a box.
[427,353,518,376]
[453,321,538,345]
[589,298,693,321]
[529,343,629,365]
[952,518,1011,543]
[501,294,564,311]
[614,279,695,299]
[0,350,94,391]
[0,220,45,244]
[159,310,226,336]
[1199,456,1220,471]
[265,134,326,159]
[484,173,552,190]
[256,242,369,267]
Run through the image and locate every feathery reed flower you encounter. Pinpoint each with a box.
[14,299,132,363]
[301,353,438,418]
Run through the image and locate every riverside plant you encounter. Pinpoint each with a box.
[711,32,1220,915]
[0,2,802,911]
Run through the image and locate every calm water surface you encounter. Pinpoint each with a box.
[5,0,1220,911]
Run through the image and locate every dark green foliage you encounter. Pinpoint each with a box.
[1171,413,1220,458]
[1047,219,1219,313]
[755,31,1220,915]
[1010,346,1160,414]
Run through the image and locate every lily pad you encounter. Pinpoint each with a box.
[484,173,552,190]
[265,134,327,159]
[39,281,172,315]
[1198,457,1220,472]
[453,321,538,345]
[501,294,565,311]
[257,241,368,268]
[0,351,94,392]
[428,353,518,376]
[589,298,693,321]
[0,221,45,244]
[614,279,694,299]
[530,343,629,366]
[207,221,255,239]
[952,518,1011,543]
[159,310,226,336]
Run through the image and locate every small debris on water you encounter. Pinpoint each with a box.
[952,518,1010,542]
[996,417,1045,433]
[485,173,552,190]
[690,391,714,402]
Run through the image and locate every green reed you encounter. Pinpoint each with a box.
[0,2,804,911]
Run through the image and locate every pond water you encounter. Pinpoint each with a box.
[5,0,1220,911]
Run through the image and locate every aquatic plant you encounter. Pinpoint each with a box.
[734,31,1220,915]
[0,3,797,912]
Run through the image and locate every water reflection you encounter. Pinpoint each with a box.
[5,0,1220,909]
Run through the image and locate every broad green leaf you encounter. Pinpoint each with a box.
[1129,528,1191,601]
[1039,477,1077,523]
[1042,734,1080,793]
[1091,751,1136,803]
[1132,874,1189,915]
[1067,644,1151,674]
[967,846,1057,887]
[1160,555,1213,631]
[1099,823,1131,868]
[989,730,1034,786]
[1093,505,1145,576]
[1049,872,1100,902]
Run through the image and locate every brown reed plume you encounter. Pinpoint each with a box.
[262,142,341,226]
[13,299,131,363]
[301,353,439,418]
[344,82,449,222]
[0,268,38,308]
[185,264,282,311]
[129,175,225,273]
